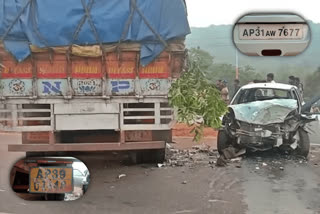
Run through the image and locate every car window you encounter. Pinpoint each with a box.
[233,88,293,104]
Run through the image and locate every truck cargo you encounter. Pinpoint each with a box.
[0,0,190,162]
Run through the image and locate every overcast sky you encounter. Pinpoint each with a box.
[186,0,319,27]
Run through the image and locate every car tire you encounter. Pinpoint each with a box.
[217,130,231,155]
[295,128,310,157]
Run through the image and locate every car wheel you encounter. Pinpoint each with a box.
[217,130,231,155]
[295,128,310,157]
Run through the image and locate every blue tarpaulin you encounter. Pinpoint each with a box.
[0,0,190,65]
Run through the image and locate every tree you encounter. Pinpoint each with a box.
[239,65,263,84]
[169,49,228,142]
[188,47,214,71]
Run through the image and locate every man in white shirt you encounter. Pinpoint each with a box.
[265,73,275,96]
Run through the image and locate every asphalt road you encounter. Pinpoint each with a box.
[308,121,320,145]
[0,133,320,214]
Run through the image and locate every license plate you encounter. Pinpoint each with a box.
[238,24,305,40]
[29,167,73,193]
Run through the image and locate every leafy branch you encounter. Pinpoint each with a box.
[169,49,228,142]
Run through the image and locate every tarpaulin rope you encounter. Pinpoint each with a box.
[67,0,95,59]
[1,0,169,48]
[30,0,55,62]
[81,0,105,54]
[30,0,50,47]
[130,0,168,48]
[119,0,135,44]
[0,0,31,42]
[70,0,94,45]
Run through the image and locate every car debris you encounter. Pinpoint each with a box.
[216,147,246,167]
[165,144,219,167]
[118,174,126,179]
[218,83,318,158]
[157,163,165,168]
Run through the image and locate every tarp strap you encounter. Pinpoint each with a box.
[116,0,136,59]
[30,0,54,62]
[119,0,135,44]
[66,0,94,61]
[130,0,168,48]
[0,0,32,41]
[81,0,105,55]
[81,0,108,96]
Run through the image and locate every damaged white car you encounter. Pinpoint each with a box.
[218,83,315,157]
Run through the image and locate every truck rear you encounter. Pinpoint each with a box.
[0,0,190,162]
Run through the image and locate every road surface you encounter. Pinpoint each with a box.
[0,133,319,214]
[308,121,320,145]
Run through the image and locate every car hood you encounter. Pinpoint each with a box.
[229,99,298,125]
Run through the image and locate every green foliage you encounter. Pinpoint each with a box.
[188,47,214,71]
[169,49,228,142]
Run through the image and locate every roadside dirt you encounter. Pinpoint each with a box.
[172,123,218,137]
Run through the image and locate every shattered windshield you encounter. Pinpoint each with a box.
[232,88,295,104]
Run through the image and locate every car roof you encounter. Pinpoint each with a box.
[240,83,297,90]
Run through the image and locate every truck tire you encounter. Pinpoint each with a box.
[217,130,231,155]
[45,193,65,201]
[132,149,166,164]
[295,128,310,157]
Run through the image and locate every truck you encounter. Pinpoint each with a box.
[0,0,190,163]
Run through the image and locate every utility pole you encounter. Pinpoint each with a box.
[235,49,239,79]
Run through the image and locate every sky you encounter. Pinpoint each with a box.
[186,0,320,27]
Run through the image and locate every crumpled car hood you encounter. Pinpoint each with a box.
[229,99,298,125]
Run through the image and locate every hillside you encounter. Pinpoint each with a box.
[186,21,320,75]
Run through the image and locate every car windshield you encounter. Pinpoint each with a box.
[232,88,295,104]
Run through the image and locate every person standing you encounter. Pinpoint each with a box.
[267,73,275,83]
[233,79,240,98]
[265,73,275,96]
[288,76,295,85]
[295,77,304,100]
[216,79,223,91]
[221,80,229,104]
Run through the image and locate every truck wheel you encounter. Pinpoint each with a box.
[132,149,166,164]
[150,149,166,163]
[295,128,310,157]
[217,130,231,155]
[45,193,65,201]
